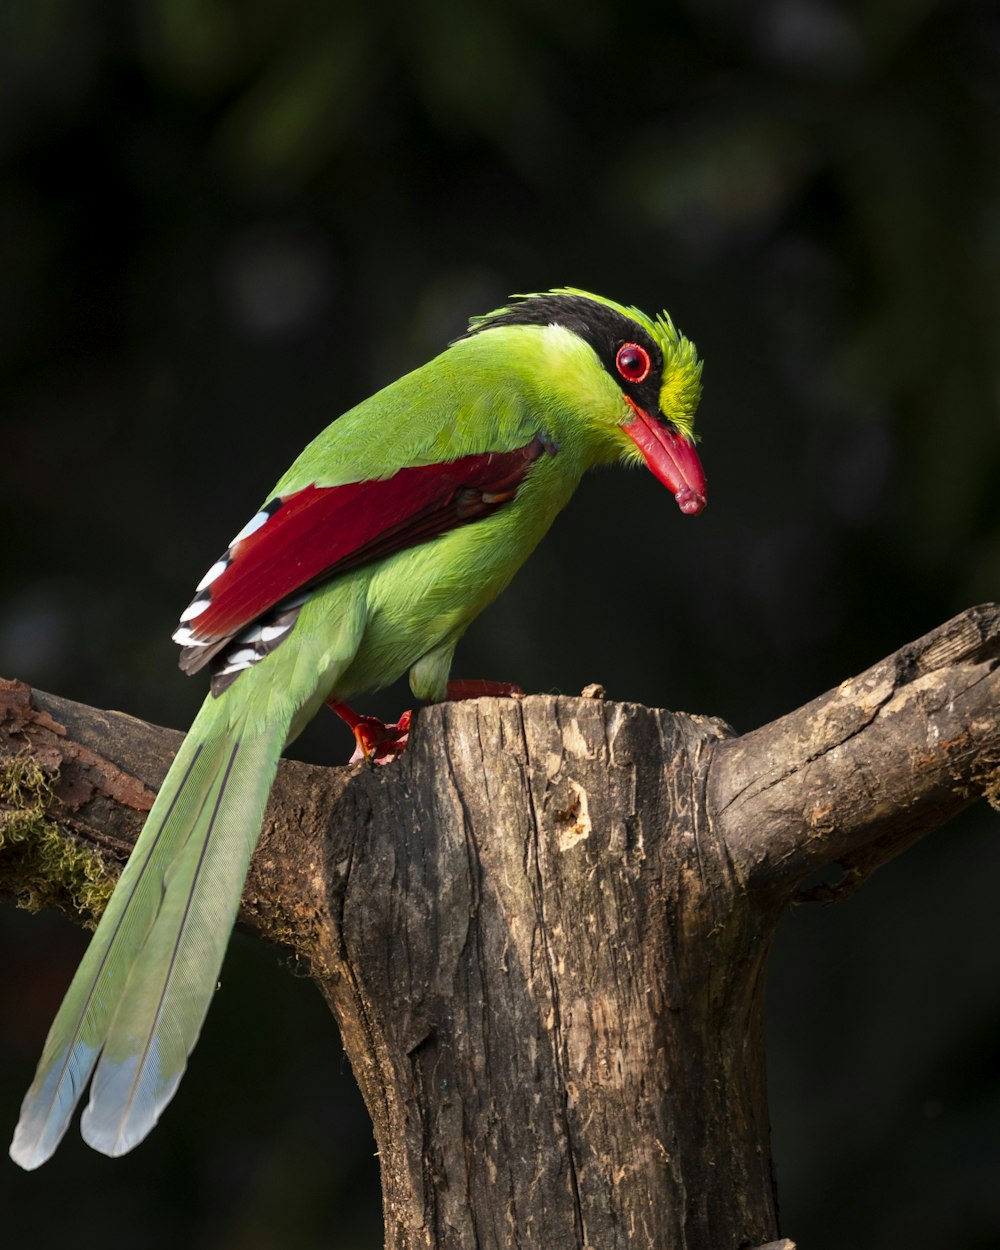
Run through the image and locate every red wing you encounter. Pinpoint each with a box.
[174,437,547,674]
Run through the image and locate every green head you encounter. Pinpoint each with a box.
[461,288,706,514]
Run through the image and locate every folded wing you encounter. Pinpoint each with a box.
[174,437,548,674]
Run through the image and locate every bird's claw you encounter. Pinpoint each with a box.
[347,711,412,764]
[328,681,523,765]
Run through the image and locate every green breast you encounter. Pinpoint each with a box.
[312,447,581,701]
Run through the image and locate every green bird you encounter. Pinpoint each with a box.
[9,287,706,1168]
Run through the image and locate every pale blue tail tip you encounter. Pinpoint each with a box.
[9,1040,100,1170]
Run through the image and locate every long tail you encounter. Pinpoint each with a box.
[9,693,293,1168]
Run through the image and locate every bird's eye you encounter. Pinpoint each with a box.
[615,342,651,384]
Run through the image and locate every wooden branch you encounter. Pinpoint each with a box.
[711,603,1000,903]
[2,605,998,1249]
[0,678,352,956]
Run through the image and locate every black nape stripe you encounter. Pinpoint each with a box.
[459,293,665,416]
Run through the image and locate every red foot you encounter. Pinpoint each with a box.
[327,701,412,764]
[327,681,524,764]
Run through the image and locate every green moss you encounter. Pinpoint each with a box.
[0,751,117,928]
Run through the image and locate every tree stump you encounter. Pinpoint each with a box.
[3,604,1000,1248]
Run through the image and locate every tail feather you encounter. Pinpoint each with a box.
[82,734,281,1156]
[9,701,288,1169]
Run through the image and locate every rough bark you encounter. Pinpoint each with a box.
[3,605,999,1249]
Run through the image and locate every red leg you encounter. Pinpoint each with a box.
[326,699,412,764]
[326,681,523,764]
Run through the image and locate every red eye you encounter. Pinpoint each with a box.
[615,342,651,384]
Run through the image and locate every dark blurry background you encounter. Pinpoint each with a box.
[1,1,999,1247]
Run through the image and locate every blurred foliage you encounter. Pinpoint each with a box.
[0,1,999,1247]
